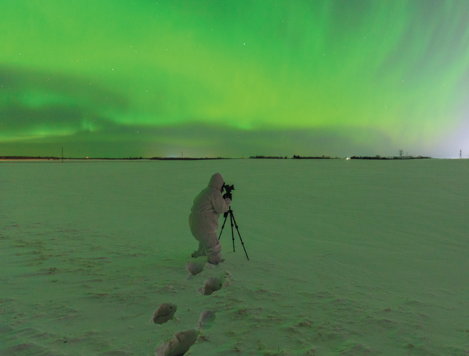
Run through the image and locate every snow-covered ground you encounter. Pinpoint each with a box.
[1,159,468,355]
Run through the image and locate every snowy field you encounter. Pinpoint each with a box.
[1,159,468,355]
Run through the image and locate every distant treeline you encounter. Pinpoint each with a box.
[0,156,149,160]
[250,155,288,159]
[250,155,340,159]
[350,156,431,160]
[0,156,147,160]
[0,156,231,160]
[150,157,228,160]
[292,155,341,159]
[0,156,61,160]
[1,155,432,160]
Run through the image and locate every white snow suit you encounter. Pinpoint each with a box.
[189,172,232,264]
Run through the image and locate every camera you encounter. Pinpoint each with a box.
[222,183,235,200]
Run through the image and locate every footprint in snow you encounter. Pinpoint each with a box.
[185,260,227,279]
[197,310,216,330]
[198,276,224,296]
[154,328,199,356]
[185,260,205,278]
[151,303,177,324]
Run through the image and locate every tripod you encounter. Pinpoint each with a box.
[218,207,249,260]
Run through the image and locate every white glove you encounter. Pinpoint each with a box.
[224,198,232,205]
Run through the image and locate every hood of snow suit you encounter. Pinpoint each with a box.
[208,173,224,191]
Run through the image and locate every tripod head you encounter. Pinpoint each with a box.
[222,183,235,201]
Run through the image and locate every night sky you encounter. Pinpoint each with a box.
[1,0,469,158]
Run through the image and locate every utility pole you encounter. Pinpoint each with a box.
[460,149,462,159]
[399,149,403,158]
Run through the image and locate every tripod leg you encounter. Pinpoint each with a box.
[230,212,249,261]
[230,211,235,253]
[218,213,229,241]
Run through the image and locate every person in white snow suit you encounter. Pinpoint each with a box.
[189,172,232,264]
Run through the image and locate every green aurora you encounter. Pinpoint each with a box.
[1,0,469,158]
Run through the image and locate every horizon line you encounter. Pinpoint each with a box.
[0,155,445,161]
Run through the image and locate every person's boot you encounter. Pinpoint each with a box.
[208,258,225,264]
[191,249,207,258]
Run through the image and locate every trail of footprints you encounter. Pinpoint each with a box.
[152,258,230,356]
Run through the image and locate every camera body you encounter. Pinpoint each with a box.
[222,183,235,201]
